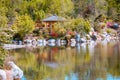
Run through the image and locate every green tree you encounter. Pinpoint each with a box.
[47,0,74,16]
[0,6,8,28]
[65,18,91,34]
[106,0,120,21]
[0,5,15,67]
[12,14,35,38]
[0,5,14,44]
[34,10,45,20]
[106,0,120,14]
[19,0,73,20]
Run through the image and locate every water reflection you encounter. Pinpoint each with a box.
[9,41,120,80]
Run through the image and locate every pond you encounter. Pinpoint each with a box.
[9,40,120,80]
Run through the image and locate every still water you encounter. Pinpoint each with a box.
[9,41,120,80]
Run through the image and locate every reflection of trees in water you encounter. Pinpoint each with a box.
[12,46,76,80]
[11,42,120,80]
[108,41,120,77]
[74,42,109,80]
[74,44,96,80]
[12,47,49,80]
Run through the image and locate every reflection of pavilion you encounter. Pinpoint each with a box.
[44,62,59,68]
[47,47,58,62]
[38,47,59,68]
[65,73,79,80]
[41,46,70,68]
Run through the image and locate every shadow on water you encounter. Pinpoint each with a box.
[9,41,120,80]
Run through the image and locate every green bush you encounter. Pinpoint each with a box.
[64,18,91,34]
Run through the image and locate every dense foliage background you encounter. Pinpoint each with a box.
[0,0,120,67]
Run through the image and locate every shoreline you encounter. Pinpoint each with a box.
[3,38,119,50]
